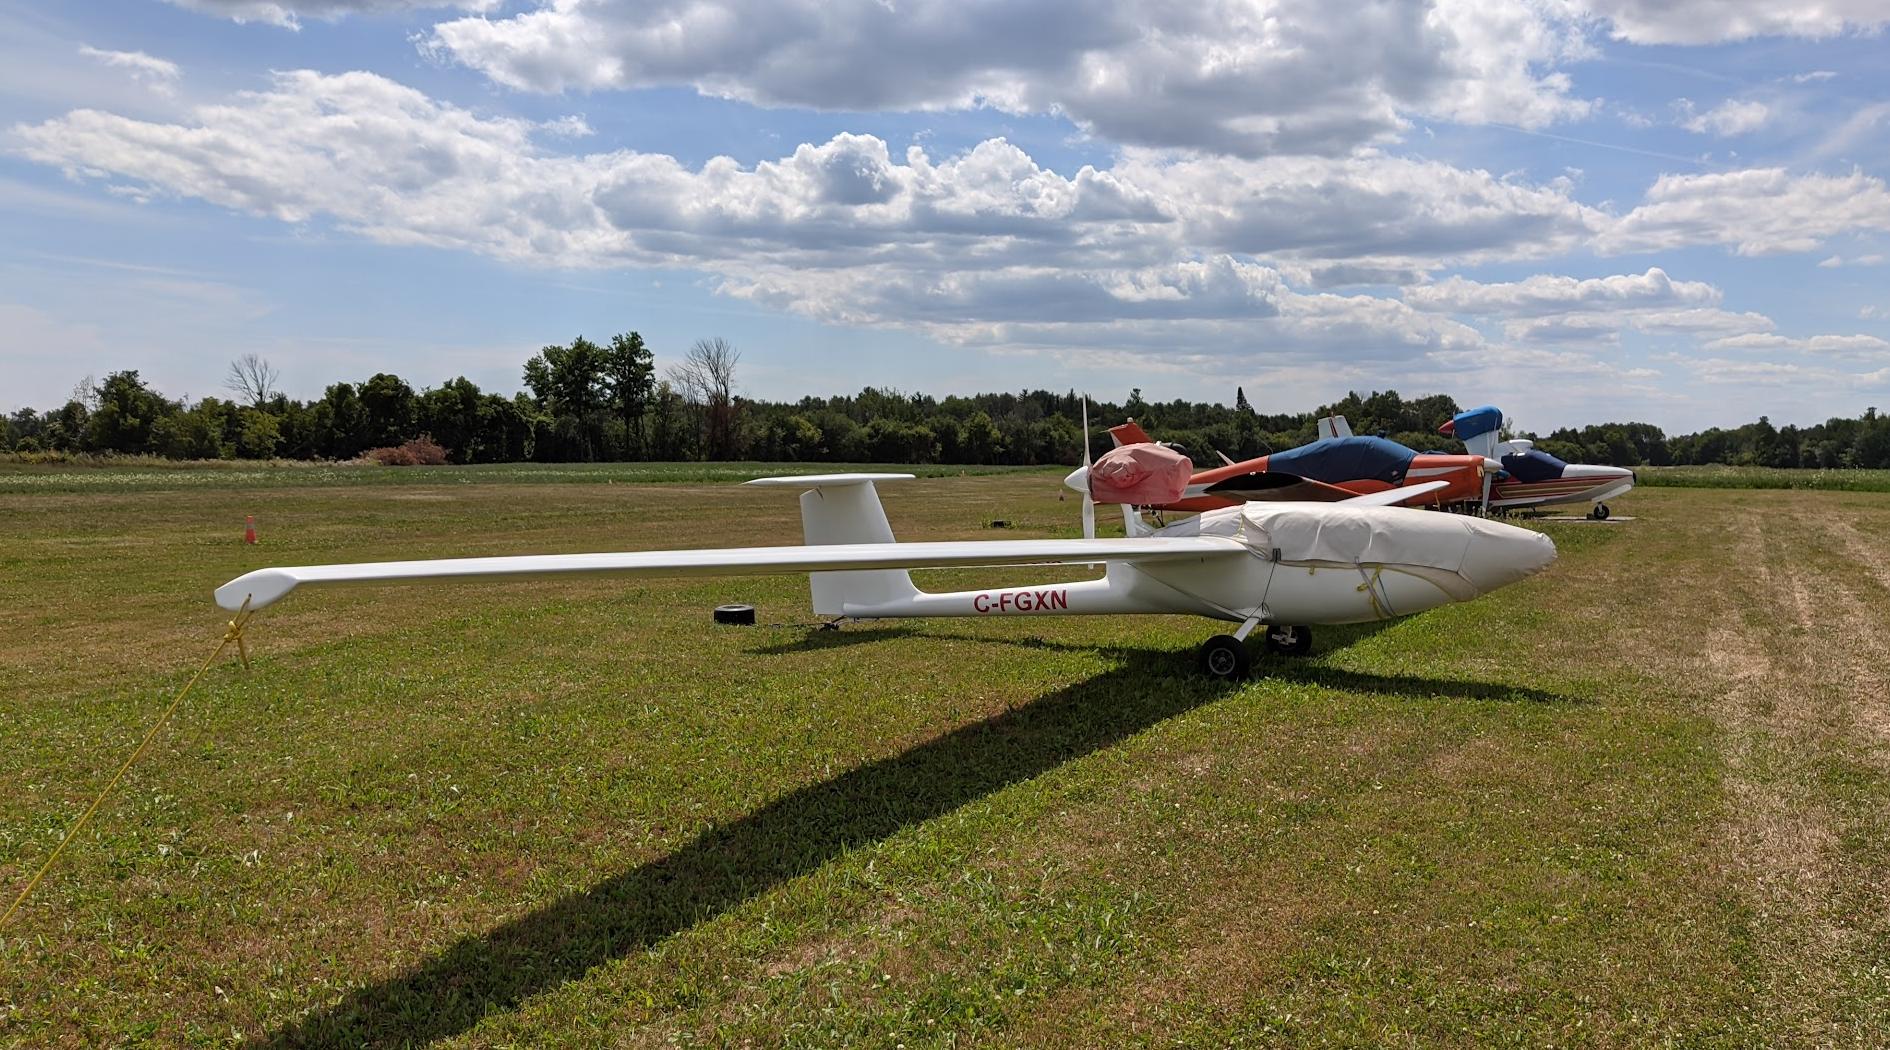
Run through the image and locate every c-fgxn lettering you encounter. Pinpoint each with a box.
[973,588,1069,614]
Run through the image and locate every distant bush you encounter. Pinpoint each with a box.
[368,435,451,466]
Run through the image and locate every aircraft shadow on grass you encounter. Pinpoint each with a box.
[760,621,1578,707]
[261,644,1567,1047]
[748,618,1400,657]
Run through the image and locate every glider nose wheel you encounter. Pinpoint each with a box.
[1263,624,1314,655]
[1198,634,1252,679]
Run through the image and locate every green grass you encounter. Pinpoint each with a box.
[1637,465,1890,491]
[3,474,1887,1046]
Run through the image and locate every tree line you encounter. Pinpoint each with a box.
[5,337,1889,470]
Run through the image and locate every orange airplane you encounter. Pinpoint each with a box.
[1108,419,1500,514]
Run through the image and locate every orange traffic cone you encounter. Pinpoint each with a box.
[244,515,258,545]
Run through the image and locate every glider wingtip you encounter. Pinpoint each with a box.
[214,568,295,611]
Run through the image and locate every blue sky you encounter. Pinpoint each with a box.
[2,0,1887,433]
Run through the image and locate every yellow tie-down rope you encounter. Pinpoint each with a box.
[0,597,255,932]
[1355,564,1395,619]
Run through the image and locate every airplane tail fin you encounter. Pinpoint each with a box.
[744,473,920,616]
[1439,406,1503,461]
[1108,420,1153,447]
[1317,414,1353,439]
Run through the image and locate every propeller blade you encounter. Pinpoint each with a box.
[1081,396,1092,467]
[1081,395,1095,539]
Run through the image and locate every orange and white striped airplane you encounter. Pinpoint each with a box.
[1107,419,1502,514]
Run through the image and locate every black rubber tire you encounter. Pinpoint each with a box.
[712,603,757,626]
[1263,624,1315,656]
[1198,634,1252,679]
[1590,503,1610,521]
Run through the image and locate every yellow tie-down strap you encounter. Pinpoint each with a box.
[1,597,256,931]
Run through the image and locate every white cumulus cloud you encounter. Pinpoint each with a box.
[1603,168,1890,256]
[1678,98,1770,136]
[1580,0,1890,44]
[10,71,1609,278]
[163,0,495,29]
[1403,267,1720,315]
[1706,332,1890,357]
[12,68,1887,382]
[1403,268,1774,346]
[420,0,1594,157]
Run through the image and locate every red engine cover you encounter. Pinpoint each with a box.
[1089,443,1192,505]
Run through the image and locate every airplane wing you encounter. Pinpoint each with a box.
[1204,471,1358,503]
[1203,473,1449,508]
[214,537,1246,611]
[1336,481,1448,508]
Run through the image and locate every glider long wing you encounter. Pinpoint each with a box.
[215,537,1245,611]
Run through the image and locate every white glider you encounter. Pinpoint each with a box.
[216,471,1555,678]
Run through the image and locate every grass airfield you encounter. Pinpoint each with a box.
[2,465,1888,1047]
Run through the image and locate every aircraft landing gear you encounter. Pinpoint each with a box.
[1589,503,1611,521]
[1263,624,1314,655]
[1198,634,1252,679]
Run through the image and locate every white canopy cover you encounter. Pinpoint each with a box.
[1164,502,1551,600]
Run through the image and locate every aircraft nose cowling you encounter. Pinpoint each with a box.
[1459,518,1557,594]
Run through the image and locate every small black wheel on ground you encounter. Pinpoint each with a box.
[1198,634,1252,679]
[713,604,757,626]
[1590,503,1610,521]
[1263,624,1314,655]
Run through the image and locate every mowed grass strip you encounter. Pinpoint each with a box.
[0,460,1036,495]
[1637,466,1890,492]
[1,475,1884,1046]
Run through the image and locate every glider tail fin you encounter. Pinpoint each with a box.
[746,473,920,616]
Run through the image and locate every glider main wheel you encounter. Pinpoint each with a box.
[1198,634,1252,680]
[1590,503,1611,521]
[1263,624,1314,656]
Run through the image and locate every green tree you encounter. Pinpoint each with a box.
[604,331,655,459]
[418,377,487,463]
[962,411,1004,463]
[767,414,823,461]
[648,381,688,460]
[155,398,232,459]
[524,337,608,460]
[235,408,282,459]
[86,371,174,454]
[311,382,370,459]
[358,373,418,448]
